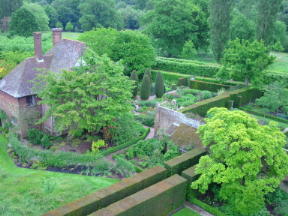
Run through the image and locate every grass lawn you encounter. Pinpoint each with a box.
[173,208,201,216]
[0,135,118,216]
[269,52,288,74]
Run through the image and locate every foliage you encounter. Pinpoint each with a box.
[65,22,73,32]
[92,140,106,153]
[181,40,198,60]
[118,5,143,30]
[273,21,288,51]
[52,0,81,30]
[44,5,58,28]
[209,0,233,62]
[0,110,12,134]
[79,0,122,31]
[27,128,52,149]
[256,0,283,45]
[36,53,133,137]
[79,28,155,75]
[130,70,139,98]
[110,30,156,75]
[192,108,288,215]
[218,39,275,86]
[140,74,151,100]
[155,72,165,98]
[0,0,23,19]
[143,0,209,57]
[230,9,256,41]
[135,111,155,127]
[256,81,288,114]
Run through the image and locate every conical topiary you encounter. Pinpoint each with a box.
[130,70,139,98]
[155,72,165,98]
[140,74,151,100]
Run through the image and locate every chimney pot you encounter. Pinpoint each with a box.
[52,28,62,46]
[33,32,43,62]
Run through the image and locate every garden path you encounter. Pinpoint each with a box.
[185,202,214,216]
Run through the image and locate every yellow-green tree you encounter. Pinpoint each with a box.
[192,108,288,215]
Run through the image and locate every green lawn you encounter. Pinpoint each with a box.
[0,135,118,216]
[173,208,201,216]
[269,52,288,74]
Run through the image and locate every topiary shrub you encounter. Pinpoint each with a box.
[140,74,151,100]
[130,70,139,98]
[155,71,165,98]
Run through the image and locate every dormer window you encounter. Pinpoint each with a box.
[26,95,36,106]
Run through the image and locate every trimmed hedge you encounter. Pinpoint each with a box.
[189,80,231,92]
[91,175,187,216]
[181,165,199,184]
[151,70,190,82]
[189,197,226,216]
[44,166,169,216]
[239,107,288,125]
[154,57,220,77]
[113,155,144,173]
[164,148,207,175]
[181,88,263,117]
[10,128,150,168]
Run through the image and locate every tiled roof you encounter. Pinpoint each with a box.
[0,39,85,98]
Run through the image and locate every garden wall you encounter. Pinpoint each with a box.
[44,166,168,216]
[90,175,187,216]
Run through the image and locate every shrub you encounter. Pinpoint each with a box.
[92,140,106,153]
[140,74,151,100]
[155,72,165,98]
[130,70,139,98]
[0,110,12,134]
[181,40,198,59]
[65,22,73,32]
[27,128,52,149]
[135,111,155,127]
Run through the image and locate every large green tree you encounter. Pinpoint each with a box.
[79,28,155,76]
[192,108,288,215]
[36,53,133,136]
[256,0,283,45]
[209,0,234,62]
[79,0,123,31]
[10,3,49,37]
[144,0,209,57]
[0,0,23,19]
[218,39,274,86]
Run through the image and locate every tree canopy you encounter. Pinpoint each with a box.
[36,53,133,136]
[192,107,288,215]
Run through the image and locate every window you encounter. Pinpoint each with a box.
[26,95,36,106]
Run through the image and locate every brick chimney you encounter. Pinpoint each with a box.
[52,28,62,46]
[33,32,43,62]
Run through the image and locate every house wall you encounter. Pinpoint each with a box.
[0,90,42,136]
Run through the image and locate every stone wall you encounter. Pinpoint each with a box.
[154,106,203,135]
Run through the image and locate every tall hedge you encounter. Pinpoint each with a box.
[140,74,151,100]
[130,71,139,98]
[155,72,165,98]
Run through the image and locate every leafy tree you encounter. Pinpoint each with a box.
[209,0,234,62]
[256,81,288,114]
[155,72,165,98]
[110,30,155,75]
[44,5,58,28]
[118,5,143,30]
[130,70,139,98]
[218,39,274,86]
[181,40,198,59]
[192,108,288,216]
[79,0,123,31]
[140,74,151,100]
[231,9,256,41]
[79,28,155,76]
[144,0,209,57]
[0,0,23,19]
[36,53,133,136]
[256,0,283,45]
[27,3,49,31]
[65,22,73,32]
[52,0,80,30]
[273,20,288,51]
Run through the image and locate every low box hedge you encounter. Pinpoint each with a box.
[91,175,187,216]
[44,166,169,216]
[189,80,231,92]
[181,165,200,184]
[188,197,226,216]
[164,148,207,175]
